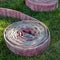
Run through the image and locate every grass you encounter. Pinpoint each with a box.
[0,0,60,60]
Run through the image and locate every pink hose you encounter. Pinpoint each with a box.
[0,8,50,56]
[26,0,58,11]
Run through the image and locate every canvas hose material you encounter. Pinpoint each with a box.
[0,8,50,56]
[26,0,58,11]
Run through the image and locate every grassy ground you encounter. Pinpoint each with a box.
[0,0,60,60]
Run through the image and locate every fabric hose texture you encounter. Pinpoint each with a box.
[0,8,50,56]
[26,0,58,11]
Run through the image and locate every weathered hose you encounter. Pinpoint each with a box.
[26,0,58,11]
[0,8,50,56]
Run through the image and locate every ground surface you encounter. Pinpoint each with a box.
[0,0,60,60]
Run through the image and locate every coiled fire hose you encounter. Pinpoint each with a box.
[0,8,50,56]
[26,0,58,11]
